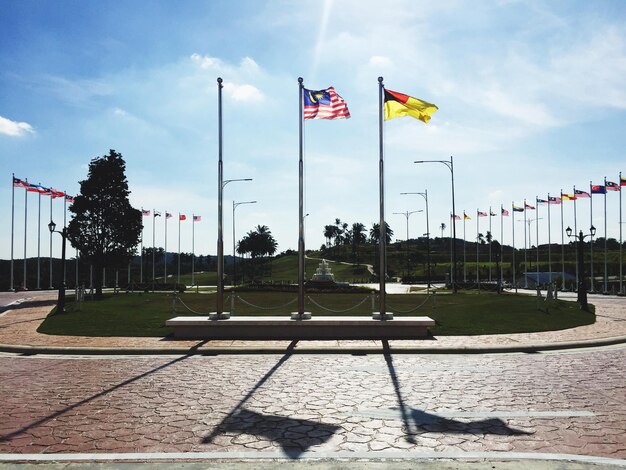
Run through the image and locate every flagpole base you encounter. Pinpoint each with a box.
[290,312,312,320]
[209,312,230,320]
[372,312,394,320]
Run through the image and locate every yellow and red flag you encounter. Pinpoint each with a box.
[384,89,438,123]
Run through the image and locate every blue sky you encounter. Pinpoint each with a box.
[1,0,625,261]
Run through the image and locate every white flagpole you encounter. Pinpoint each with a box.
[512,203,516,290]
[536,197,540,283]
[463,213,467,282]
[500,205,504,285]
[616,171,624,294]
[560,189,565,290]
[489,206,492,282]
[23,181,28,289]
[192,215,195,287]
[177,214,181,285]
[573,186,578,287]
[152,209,156,291]
[164,212,168,282]
[140,207,144,283]
[603,176,609,294]
[49,190,53,289]
[10,174,15,292]
[63,192,67,285]
[547,193,552,284]
[37,192,41,290]
[589,181,594,292]
[524,199,528,289]
[476,209,479,284]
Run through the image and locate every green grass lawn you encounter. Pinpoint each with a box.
[37,291,595,338]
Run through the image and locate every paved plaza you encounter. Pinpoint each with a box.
[0,291,625,467]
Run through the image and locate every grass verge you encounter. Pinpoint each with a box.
[37,291,595,338]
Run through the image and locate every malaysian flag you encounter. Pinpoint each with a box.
[154,211,161,217]
[451,214,461,220]
[548,196,561,204]
[303,87,350,120]
[501,208,509,216]
[166,212,172,219]
[575,189,590,198]
[606,181,620,191]
[524,203,535,210]
[65,194,75,203]
[50,188,66,199]
[477,211,488,217]
[537,198,548,204]
[142,209,151,216]
[12,177,29,188]
[193,215,201,222]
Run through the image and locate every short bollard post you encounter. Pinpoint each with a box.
[431,291,436,316]
[371,291,376,315]
[231,294,235,316]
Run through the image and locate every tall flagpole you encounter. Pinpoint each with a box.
[164,212,168,282]
[512,202,516,289]
[63,191,67,285]
[573,186,578,286]
[192,215,196,287]
[560,189,565,290]
[140,208,144,283]
[589,181,594,292]
[524,199,528,289]
[547,193,552,284]
[37,193,41,289]
[536,197,540,283]
[49,191,53,289]
[377,76,389,319]
[214,77,229,318]
[488,206,492,282]
[616,171,624,294]
[603,176,609,294]
[463,213,467,282]
[476,209,479,284]
[177,214,181,285]
[500,205,504,285]
[152,209,156,291]
[293,77,310,319]
[23,181,28,290]
[10,174,15,292]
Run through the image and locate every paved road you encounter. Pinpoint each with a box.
[1,345,624,464]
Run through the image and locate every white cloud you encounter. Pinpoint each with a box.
[223,82,264,102]
[0,115,34,137]
[190,53,222,69]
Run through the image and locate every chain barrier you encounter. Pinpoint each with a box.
[236,295,298,310]
[173,293,231,315]
[306,295,370,313]
[387,293,434,314]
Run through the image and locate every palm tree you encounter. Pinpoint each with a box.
[440,222,446,239]
[369,222,393,244]
[323,225,335,247]
[351,222,366,265]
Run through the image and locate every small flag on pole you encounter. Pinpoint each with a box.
[166,212,172,219]
[575,189,590,198]
[26,183,48,194]
[512,205,524,212]
[142,209,151,216]
[561,193,576,201]
[50,188,65,199]
[65,194,75,203]
[179,214,187,221]
[384,89,438,123]
[13,177,28,188]
[464,212,471,220]
[548,196,561,204]
[303,87,351,120]
[591,185,606,194]
[537,198,548,204]
[490,211,497,216]
[193,215,201,222]
[154,211,162,217]
[451,214,461,220]
[524,203,535,210]
[606,181,620,191]
[477,211,488,217]
[620,176,626,186]
[501,208,509,216]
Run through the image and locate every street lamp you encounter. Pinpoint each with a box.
[233,200,257,286]
[415,157,457,292]
[566,225,596,311]
[393,210,423,279]
[48,220,67,314]
[215,177,252,319]
[401,190,431,289]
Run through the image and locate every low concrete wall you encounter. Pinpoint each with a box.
[166,316,435,340]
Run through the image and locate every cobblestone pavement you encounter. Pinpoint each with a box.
[0,346,624,461]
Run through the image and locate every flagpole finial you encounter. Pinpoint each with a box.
[298,77,303,84]
[217,77,223,87]
[378,76,383,84]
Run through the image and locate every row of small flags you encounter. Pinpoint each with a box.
[452,176,625,220]
[141,210,201,222]
[13,177,75,202]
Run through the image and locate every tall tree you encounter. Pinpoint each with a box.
[67,150,142,298]
[369,222,393,244]
[351,222,366,264]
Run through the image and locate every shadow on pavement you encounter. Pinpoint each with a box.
[382,340,532,443]
[202,340,340,458]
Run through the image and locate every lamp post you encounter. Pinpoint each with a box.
[215,177,252,319]
[232,200,257,286]
[566,225,596,311]
[415,157,457,292]
[48,220,67,314]
[393,210,422,279]
[401,191,431,289]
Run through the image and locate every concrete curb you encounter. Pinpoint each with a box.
[1,334,626,356]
